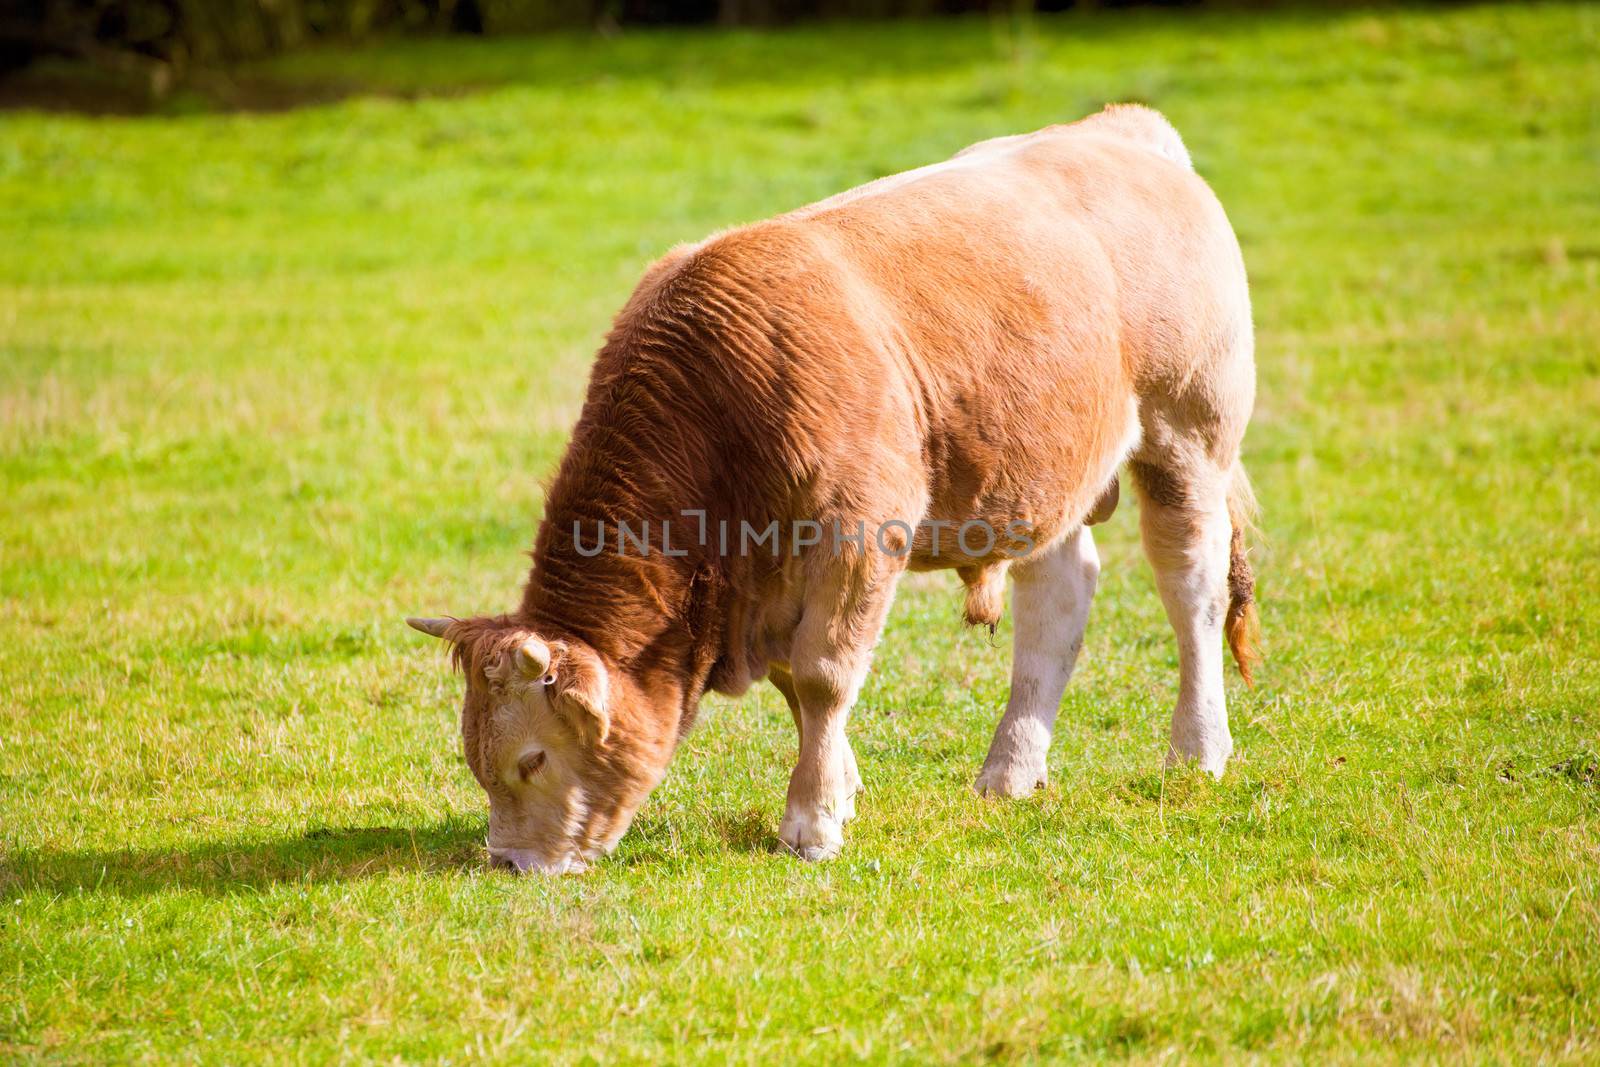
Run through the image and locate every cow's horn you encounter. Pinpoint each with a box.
[406,616,453,639]
[515,636,551,678]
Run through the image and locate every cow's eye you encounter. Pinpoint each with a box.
[540,673,556,687]
[517,751,547,781]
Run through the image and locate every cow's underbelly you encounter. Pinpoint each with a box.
[903,366,1138,574]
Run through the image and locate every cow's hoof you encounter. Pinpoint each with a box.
[973,760,1046,798]
[791,842,841,862]
[1165,736,1232,778]
[778,809,844,861]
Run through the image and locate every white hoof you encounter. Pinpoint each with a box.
[1165,736,1232,778]
[778,807,845,862]
[973,758,1047,798]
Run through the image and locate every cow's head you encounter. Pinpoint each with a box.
[406,615,673,874]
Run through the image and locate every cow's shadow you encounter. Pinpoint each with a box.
[1,820,487,899]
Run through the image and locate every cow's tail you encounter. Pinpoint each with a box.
[1224,461,1260,686]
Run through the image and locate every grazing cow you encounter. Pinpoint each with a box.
[407,104,1259,873]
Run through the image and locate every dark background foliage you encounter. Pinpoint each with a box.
[2,0,1372,94]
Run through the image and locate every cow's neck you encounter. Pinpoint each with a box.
[516,347,743,732]
[520,529,729,741]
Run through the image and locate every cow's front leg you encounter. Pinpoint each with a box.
[778,682,859,860]
[975,525,1100,797]
[771,663,864,824]
[777,563,896,861]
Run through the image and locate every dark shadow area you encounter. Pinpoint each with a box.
[0,819,487,899]
[0,65,485,114]
[0,65,153,114]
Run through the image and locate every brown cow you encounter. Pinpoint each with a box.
[408,104,1258,873]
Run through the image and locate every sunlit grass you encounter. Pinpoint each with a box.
[2,3,1598,1060]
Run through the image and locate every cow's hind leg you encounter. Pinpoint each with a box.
[974,524,1100,797]
[1131,458,1236,774]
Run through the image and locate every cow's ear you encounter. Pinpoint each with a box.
[555,648,610,747]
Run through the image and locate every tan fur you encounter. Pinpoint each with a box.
[1224,464,1260,686]
[419,104,1259,869]
[959,563,1008,629]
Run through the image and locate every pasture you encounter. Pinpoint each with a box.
[2,2,1598,1060]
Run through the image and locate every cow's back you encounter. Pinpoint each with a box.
[787,107,1249,406]
[647,106,1246,564]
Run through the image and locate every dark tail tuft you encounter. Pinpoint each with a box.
[1224,465,1260,686]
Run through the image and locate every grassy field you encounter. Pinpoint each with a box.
[3,2,1599,1061]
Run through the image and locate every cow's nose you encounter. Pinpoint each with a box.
[488,847,540,874]
[489,852,523,874]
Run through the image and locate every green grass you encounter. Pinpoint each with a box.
[3,3,1599,1061]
